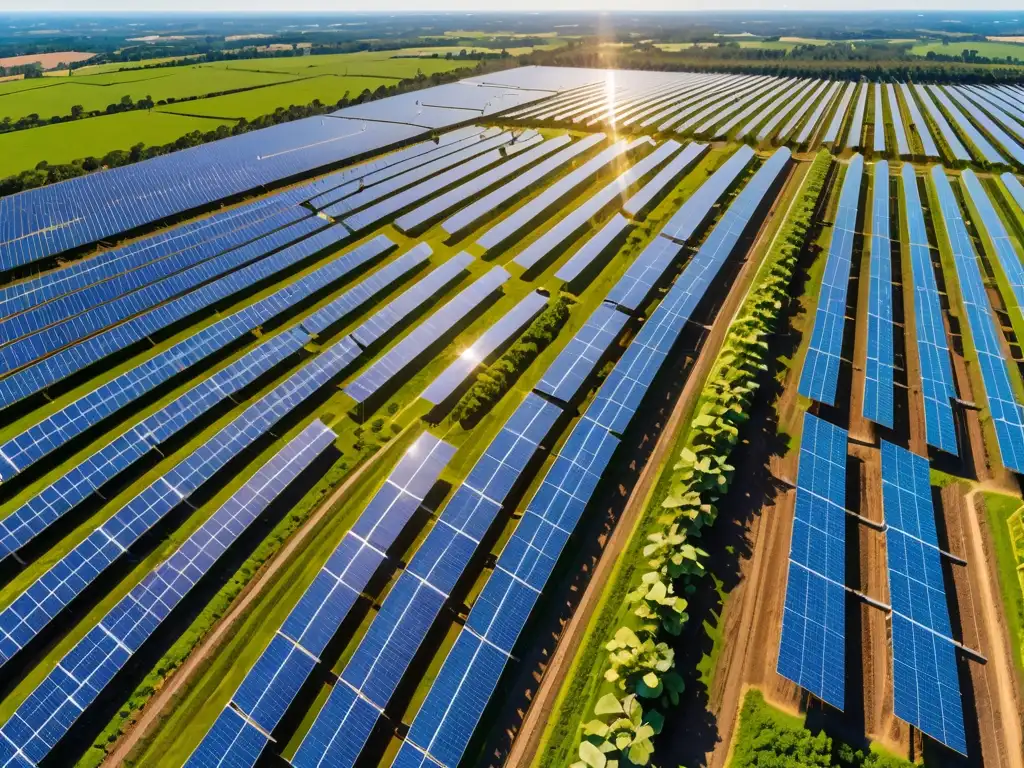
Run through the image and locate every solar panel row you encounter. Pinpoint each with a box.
[715,78,795,139]
[441,133,607,238]
[185,432,455,768]
[798,154,864,405]
[477,138,641,253]
[592,148,792,435]
[913,85,972,163]
[350,252,473,350]
[346,266,511,404]
[932,168,1024,473]
[779,80,831,143]
[874,84,888,154]
[822,82,857,145]
[513,139,678,270]
[0,421,337,766]
[621,143,709,220]
[899,83,940,159]
[0,328,308,563]
[291,394,561,768]
[421,291,549,407]
[961,171,1024,318]
[0,334,363,670]
[796,81,842,145]
[945,86,1024,166]
[959,87,1024,154]
[847,84,869,149]
[554,214,631,289]
[887,84,911,157]
[0,234,394,478]
[756,79,820,141]
[900,164,958,455]
[662,76,761,133]
[879,441,967,755]
[394,134,573,234]
[737,78,807,139]
[928,86,1004,165]
[675,76,770,135]
[0,225,353,411]
[863,161,896,428]
[777,412,847,710]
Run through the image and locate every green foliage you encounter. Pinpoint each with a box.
[731,690,919,768]
[569,151,832,767]
[450,295,572,424]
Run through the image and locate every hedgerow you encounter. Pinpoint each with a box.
[565,150,832,768]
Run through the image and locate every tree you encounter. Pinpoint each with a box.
[70,104,84,119]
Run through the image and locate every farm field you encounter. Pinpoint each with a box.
[910,39,1024,59]
[1,62,1024,768]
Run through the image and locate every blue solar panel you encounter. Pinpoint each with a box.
[0,337,361,670]
[691,78,774,136]
[928,85,1004,165]
[477,138,640,253]
[350,252,473,349]
[864,161,895,428]
[898,83,940,159]
[592,148,792,434]
[659,145,756,243]
[346,266,510,404]
[394,135,571,234]
[943,86,1023,165]
[901,165,958,454]
[442,133,606,238]
[183,706,270,768]
[881,441,966,755]
[795,81,842,145]
[799,154,864,405]
[622,143,707,219]
[533,303,628,404]
[778,80,830,142]
[777,412,847,709]
[421,291,548,406]
[822,82,857,144]
[962,170,1024,316]
[0,421,335,763]
[912,85,971,163]
[873,84,888,154]
[886,84,911,156]
[756,80,820,141]
[554,214,631,288]
[187,432,454,767]
[932,167,1024,473]
[846,84,868,148]
[605,236,683,313]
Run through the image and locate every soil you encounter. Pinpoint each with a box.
[0,51,95,70]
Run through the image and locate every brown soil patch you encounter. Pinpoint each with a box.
[0,51,95,70]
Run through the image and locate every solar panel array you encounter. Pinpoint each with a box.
[0,332,362,671]
[421,291,549,406]
[292,394,561,768]
[874,84,888,154]
[823,82,857,144]
[913,84,972,163]
[943,86,1024,166]
[591,148,792,434]
[880,441,967,755]
[185,432,456,768]
[756,80,819,141]
[777,412,847,710]
[780,80,830,143]
[901,164,958,454]
[796,81,842,145]
[887,84,911,157]
[554,214,631,289]
[863,161,896,428]
[659,145,756,243]
[0,421,336,766]
[928,86,1004,165]
[932,167,1024,473]
[798,154,864,405]
[346,266,511,404]
[847,84,868,149]
[899,83,940,159]
[961,171,1024,317]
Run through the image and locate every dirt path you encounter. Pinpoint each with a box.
[101,437,398,767]
[964,488,1024,768]
[506,160,808,768]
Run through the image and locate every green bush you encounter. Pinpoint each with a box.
[567,151,833,768]
[451,295,572,423]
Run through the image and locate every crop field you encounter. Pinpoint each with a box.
[910,39,1024,59]
[0,63,1023,768]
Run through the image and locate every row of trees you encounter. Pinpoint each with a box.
[0,61,507,198]
[569,151,833,768]
[449,295,572,425]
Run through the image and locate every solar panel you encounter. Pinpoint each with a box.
[637,76,742,130]
[346,267,511,405]
[0,421,336,764]
[927,85,1004,165]
[591,148,792,435]
[675,77,771,135]
[932,167,1024,473]
[968,85,1024,130]
[880,441,967,755]
[885,84,911,157]
[874,84,888,154]
[798,154,864,405]
[398,416,617,768]
[421,291,549,407]
[477,138,641,253]
[900,164,958,455]
[291,395,559,768]
[350,252,473,349]
[943,86,1024,166]
[756,80,821,141]
[846,83,868,149]
[0,234,394,482]
[605,234,683,313]
[912,84,971,163]
[394,135,573,234]
[778,80,831,142]
[735,78,806,139]
[658,145,756,244]
[961,86,1024,148]
[962,170,1024,318]
[622,143,708,219]
[513,140,676,271]
[776,412,847,709]
[864,161,895,428]
[186,432,455,768]
[554,215,631,289]
[898,83,940,159]
[795,81,842,145]
[533,302,629,403]
[0,336,362,670]
[0,225,358,411]
[660,76,759,132]
[441,134,606,238]
[822,82,857,144]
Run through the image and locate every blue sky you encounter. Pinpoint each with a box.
[3,1,1024,11]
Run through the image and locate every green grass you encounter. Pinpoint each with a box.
[981,491,1024,680]
[0,110,231,175]
[910,40,1024,60]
